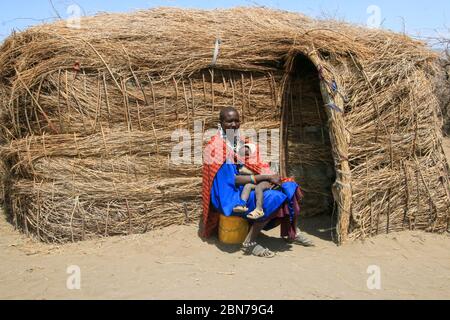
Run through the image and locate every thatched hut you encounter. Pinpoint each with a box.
[0,7,449,244]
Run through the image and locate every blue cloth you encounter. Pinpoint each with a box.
[210,162,299,222]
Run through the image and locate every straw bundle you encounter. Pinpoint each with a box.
[438,53,450,135]
[0,7,449,243]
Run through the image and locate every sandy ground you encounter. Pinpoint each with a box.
[0,139,450,300]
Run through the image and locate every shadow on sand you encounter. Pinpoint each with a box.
[198,213,338,254]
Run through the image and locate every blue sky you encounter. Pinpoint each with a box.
[1,0,449,45]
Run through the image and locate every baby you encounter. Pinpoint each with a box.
[233,144,273,220]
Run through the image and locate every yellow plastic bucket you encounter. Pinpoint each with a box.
[218,215,249,245]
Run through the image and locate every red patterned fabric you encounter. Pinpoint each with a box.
[201,133,300,238]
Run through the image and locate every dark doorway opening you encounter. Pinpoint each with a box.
[281,55,337,242]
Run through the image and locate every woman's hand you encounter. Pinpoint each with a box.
[268,175,282,186]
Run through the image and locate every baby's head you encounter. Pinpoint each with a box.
[239,145,251,157]
[238,143,256,158]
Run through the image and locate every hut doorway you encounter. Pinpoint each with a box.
[281,54,337,242]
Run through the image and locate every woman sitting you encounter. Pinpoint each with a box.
[201,107,314,258]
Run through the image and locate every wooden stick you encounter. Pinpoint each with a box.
[102,73,112,128]
[402,161,411,229]
[94,73,102,131]
[136,100,143,131]
[189,78,195,120]
[221,71,228,93]
[126,199,132,234]
[57,69,64,132]
[182,80,190,129]
[209,69,215,112]
[122,78,132,132]
[202,73,207,104]
[173,77,180,121]
[148,75,158,121]
[248,73,254,119]
[105,203,110,236]
[65,70,72,130]
[229,75,236,107]
[23,96,33,134]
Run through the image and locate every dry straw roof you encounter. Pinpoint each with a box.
[0,7,436,87]
[0,7,449,244]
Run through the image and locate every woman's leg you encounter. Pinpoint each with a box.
[242,219,275,258]
[244,219,271,244]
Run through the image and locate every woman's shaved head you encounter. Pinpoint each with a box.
[219,107,241,132]
[220,106,239,122]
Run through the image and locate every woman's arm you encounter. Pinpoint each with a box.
[235,174,281,186]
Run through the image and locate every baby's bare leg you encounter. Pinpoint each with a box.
[255,181,272,211]
[241,184,256,202]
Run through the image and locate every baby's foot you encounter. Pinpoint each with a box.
[247,208,265,220]
[233,206,248,213]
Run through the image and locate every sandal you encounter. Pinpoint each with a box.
[242,242,276,258]
[286,230,315,247]
[233,205,249,214]
[247,208,265,220]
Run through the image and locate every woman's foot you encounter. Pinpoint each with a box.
[247,208,265,220]
[242,241,275,258]
[233,205,248,213]
[286,229,315,247]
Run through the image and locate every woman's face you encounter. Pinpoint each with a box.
[221,110,241,131]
